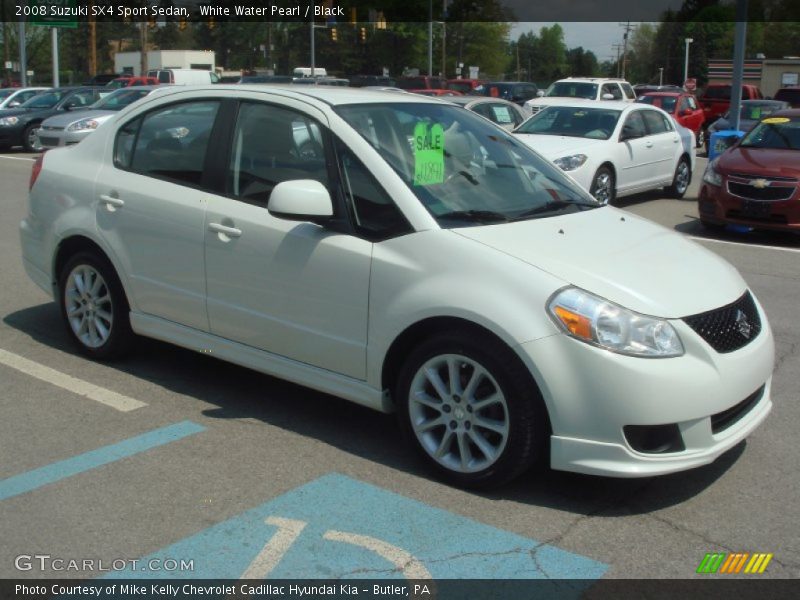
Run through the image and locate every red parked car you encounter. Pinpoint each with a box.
[698,83,763,126]
[637,91,706,147]
[408,89,464,97]
[699,110,800,233]
[445,78,486,94]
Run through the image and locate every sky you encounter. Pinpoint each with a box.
[510,22,644,64]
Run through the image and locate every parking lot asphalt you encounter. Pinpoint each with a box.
[1,150,798,584]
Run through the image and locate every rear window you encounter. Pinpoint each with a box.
[703,86,731,100]
[774,89,800,106]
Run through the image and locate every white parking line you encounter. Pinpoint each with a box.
[0,155,35,162]
[689,236,800,254]
[0,348,147,412]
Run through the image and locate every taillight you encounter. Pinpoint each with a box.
[29,154,44,191]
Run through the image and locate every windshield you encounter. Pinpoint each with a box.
[336,103,598,227]
[546,82,598,100]
[92,89,151,110]
[739,117,800,150]
[740,103,781,121]
[20,90,66,109]
[515,106,621,140]
[447,81,473,94]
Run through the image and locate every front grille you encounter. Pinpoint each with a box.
[727,180,795,201]
[41,125,65,131]
[729,172,797,182]
[725,210,789,225]
[39,137,60,147]
[711,385,765,434]
[683,291,762,353]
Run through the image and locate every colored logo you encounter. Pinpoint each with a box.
[697,552,773,574]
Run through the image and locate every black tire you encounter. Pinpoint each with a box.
[395,330,549,489]
[665,157,691,199]
[58,251,133,360]
[589,166,615,205]
[22,122,43,153]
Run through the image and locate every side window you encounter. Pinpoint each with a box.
[622,111,647,138]
[227,102,329,205]
[118,100,219,186]
[622,83,636,100]
[336,140,412,240]
[602,83,622,100]
[487,103,517,126]
[679,97,691,113]
[642,109,670,134]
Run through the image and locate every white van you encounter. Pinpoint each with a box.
[147,69,220,85]
[293,67,327,78]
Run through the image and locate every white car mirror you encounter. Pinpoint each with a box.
[602,93,615,100]
[268,179,333,222]
[536,90,545,97]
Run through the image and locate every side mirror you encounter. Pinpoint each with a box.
[620,128,643,142]
[602,93,615,100]
[536,90,545,97]
[268,179,333,223]
[8,100,21,108]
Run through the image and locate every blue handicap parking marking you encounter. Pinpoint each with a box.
[107,473,606,581]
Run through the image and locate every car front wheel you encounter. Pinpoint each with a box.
[396,331,548,488]
[58,252,133,360]
[589,166,615,205]
[665,157,691,198]
[23,123,43,153]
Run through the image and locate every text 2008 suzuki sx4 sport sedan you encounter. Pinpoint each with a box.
[20,87,774,488]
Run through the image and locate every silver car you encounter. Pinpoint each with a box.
[0,87,50,111]
[37,86,162,150]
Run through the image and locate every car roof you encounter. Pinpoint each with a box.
[155,84,447,107]
[446,96,515,106]
[770,109,800,118]
[529,98,636,110]
[640,91,684,97]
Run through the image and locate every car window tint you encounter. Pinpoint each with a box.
[622,83,636,100]
[227,102,329,205]
[622,111,647,137]
[336,140,411,239]
[124,100,219,186]
[641,110,670,134]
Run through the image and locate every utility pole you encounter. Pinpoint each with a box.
[516,42,521,81]
[612,44,623,78]
[89,2,97,76]
[619,21,633,80]
[3,21,10,86]
[140,22,148,75]
[440,0,446,78]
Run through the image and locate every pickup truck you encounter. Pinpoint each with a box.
[698,83,763,126]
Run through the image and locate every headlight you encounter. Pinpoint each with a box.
[553,154,588,171]
[548,287,684,358]
[66,118,100,132]
[0,116,19,126]
[702,158,722,186]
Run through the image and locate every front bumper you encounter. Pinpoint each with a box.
[38,128,90,150]
[515,294,775,477]
[699,181,800,232]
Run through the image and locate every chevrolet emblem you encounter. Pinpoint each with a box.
[736,309,752,339]
[751,178,769,189]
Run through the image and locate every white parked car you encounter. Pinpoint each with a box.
[20,86,773,488]
[524,77,636,116]
[0,86,50,111]
[513,100,696,204]
[37,86,163,150]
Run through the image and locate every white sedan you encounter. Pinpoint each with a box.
[513,100,696,204]
[20,86,772,488]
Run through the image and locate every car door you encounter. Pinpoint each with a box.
[94,99,221,331]
[640,108,681,183]
[678,95,702,133]
[203,99,373,379]
[616,110,653,192]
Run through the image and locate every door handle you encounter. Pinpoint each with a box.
[645,141,653,148]
[99,194,124,208]
[208,222,243,238]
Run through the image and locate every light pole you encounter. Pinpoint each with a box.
[659,67,663,86]
[683,38,693,85]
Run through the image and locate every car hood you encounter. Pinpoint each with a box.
[42,109,117,128]
[513,133,607,160]
[718,147,800,178]
[454,207,745,318]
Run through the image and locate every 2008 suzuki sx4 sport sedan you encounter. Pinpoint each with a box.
[20,86,774,488]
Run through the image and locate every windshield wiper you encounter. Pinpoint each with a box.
[436,210,511,224]
[511,199,596,221]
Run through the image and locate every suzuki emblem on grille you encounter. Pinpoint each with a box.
[736,309,752,339]
[751,178,769,189]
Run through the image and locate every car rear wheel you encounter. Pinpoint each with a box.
[589,166,615,205]
[58,252,133,360]
[665,157,691,198]
[23,123,43,153]
[395,331,548,488]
